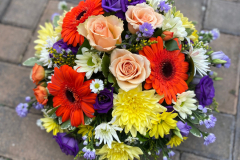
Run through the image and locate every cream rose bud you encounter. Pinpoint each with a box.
[126,3,164,34]
[109,49,151,92]
[77,15,123,52]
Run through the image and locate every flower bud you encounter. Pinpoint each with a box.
[212,59,227,64]
[31,64,45,85]
[162,31,174,41]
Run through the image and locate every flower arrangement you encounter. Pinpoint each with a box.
[17,0,231,159]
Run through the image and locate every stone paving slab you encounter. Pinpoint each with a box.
[176,112,235,160]
[0,106,79,160]
[181,153,213,160]
[233,86,240,160]
[22,0,75,63]
[210,33,240,115]
[204,0,240,35]
[0,0,10,20]
[2,0,49,29]
[174,0,205,30]
[0,24,31,64]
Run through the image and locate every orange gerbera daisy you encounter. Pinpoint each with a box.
[139,37,189,105]
[61,0,104,47]
[47,65,97,127]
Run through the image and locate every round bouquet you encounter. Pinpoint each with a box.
[17,0,231,159]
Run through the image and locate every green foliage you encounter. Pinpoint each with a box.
[186,57,195,84]
[77,39,91,55]
[61,119,72,129]
[186,28,194,36]
[87,57,95,66]
[153,28,163,37]
[137,132,149,142]
[101,53,110,78]
[209,98,219,112]
[53,15,60,27]
[186,120,202,137]
[173,127,183,140]
[165,40,179,51]
[22,57,43,66]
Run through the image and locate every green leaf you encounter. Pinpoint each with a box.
[186,57,195,84]
[84,114,92,125]
[77,39,91,55]
[108,73,116,84]
[186,28,194,36]
[137,132,148,142]
[47,107,58,117]
[87,58,95,66]
[22,57,43,66]
[187,116,199,125]
[101,53,110,78]
[53,15,60,27]
[153,28,163,37]
[173,127,183,140]
[165,40,179,51]
[50,113,57,119]
[58,116,62,124]
[186,120,202,137]
[61,119,72,129]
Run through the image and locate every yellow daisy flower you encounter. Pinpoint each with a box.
[174,11,195,30]
[34,22,59,57]
[189,29,199,42]
[167,135,188,148]
[112,85,166,137]
[77,124,94,138]
[96,141,143,160]
[41,117,63,135]
[149,111,178,139]
[55,10,68,34]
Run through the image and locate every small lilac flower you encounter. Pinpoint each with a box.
[191,116,195,120]
[204,133,216,146]
[211,51,231,68]
[139,23,154,38]
[208,115,217,128]
[25,96,31,102]
[168,151,175,157]
[82,147,87,153]
[208,71,214,76]
[125,34,130,39]
[34,102,44,110]
[156,149,161,155]
[202,108,207,113]
[82,135,87,141]
[83,140,88,145]
[96,142,100,147]
[199,36,203,39]
[177,121,192,137]
[200,30,205,34]
[211,28,220,40]
[198,105,207,113]
[199,120,204,125]
[89,150,96,160]
[16,103,28,118]
[163,156,168,160]
[136,37,140,41]
[204,119,211,129]
[159,0,171,13]
[51,13,60,21]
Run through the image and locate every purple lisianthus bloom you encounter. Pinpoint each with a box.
[16,103,29,118]
[159,1,171,13]
[53,133,79,156]
[195,76,215,106]
[211,28,220,40]
[102,0,124,19]
[204,133,216,146]
[177,121,191,137]
[93,87,114,113]
[211,51,231,68]
[53,39,78,54]
[139,22,154,38]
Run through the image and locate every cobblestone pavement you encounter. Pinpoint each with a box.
[0,0,239,160]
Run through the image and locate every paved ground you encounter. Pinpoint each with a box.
[0,0,239,160]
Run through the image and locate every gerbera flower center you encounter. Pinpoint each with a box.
[65,90,75,102]
[76,10,87,20]
[161,61,174,78]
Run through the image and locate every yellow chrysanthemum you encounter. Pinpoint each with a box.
[112,85,166,137]
[55,10,68,35]
[77,125,94,138]
[149,111,178,138]
[41,117,63,135]
[167,135,188,148]
[96,141,143,160]
[34,22,59,57]
[189,29,199,42]
[174,11,195,30]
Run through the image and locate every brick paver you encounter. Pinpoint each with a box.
[2,0,49,29]
[204,0,240,35]
[181,153,213,160]
[0,0,10,20]
[210,33,240,115]
[0,24,31,64]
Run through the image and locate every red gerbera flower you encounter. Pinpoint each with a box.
[139,36,189,105]
[47,65,97,127]
[61,0,104,47]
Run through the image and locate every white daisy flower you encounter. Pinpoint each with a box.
[125,136,139,144]
[58,1,67,10]
[172,91,198,119]
[95,117,123,149]
[38,36,58,68]
[74,47,102,79]
[90,79,104,93]
[36,119,45,130]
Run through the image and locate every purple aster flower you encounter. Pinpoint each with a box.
[16,103,29,118]
[53,133,79,156]
[177,121,192,137]
[159,0,171,13]
[33,102,44,110]
[51,13,60,22]
[211,51,231,68]
[168,151,175,157]
[83,149,96,160]
[53,39,79,55]
[25,96,31,102]
[204,133,216,146]
[211,28,220,40]
[139,23,154,38]
[195,76,215,106]
[93,86,114,114]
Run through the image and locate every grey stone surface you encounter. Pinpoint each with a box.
[181,153,213,160]
[233,85,240,160]
[0,106,76,160]
[174,0,205,30]
[204,0,240,35]
[2,0,49,29]
[210,33,240,115]
[0,0,10,20]
[0,24,31,64]
[176,113,235,160]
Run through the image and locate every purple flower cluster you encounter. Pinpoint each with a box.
[198,105,207,113]
[138,23,154,38]
[211,51,231,68]
[82,147,96,160]
[168,151,175,157]
[53,133,79,156]
[177,121,191,137]
[204,115,217,129]
[53,39,79,55]
[211,28,220,40]
[33,102,44,110]
[16,103,29,118]
[204,133,216,146]
[159,0,171,13]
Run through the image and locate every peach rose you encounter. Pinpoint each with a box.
[109,49,151,91]
[126,3,164,34]
[77,15,123,52]
[33,86,48,105]
[31,63,45,85]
